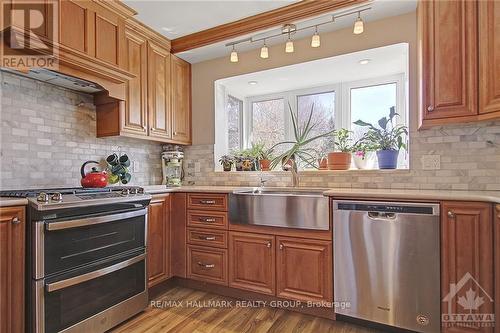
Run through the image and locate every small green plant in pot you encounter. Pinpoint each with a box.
[352,139,377,170]
[327,128,353,170]
[218,155,234,171]
[258,147,274,171]
[353,106,408,169]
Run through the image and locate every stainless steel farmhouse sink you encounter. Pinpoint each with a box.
[229,187,329,230]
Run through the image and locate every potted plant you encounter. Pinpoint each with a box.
[270,103,335,171]
[351,139,376,170]
[353,106,408,169]
[327,128,353,170]
[232,151,244,171]
[218,155,234,171]
[259,147,274,171]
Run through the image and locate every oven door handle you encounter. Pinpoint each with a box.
[45,208,148,231]
[45,253,145,292]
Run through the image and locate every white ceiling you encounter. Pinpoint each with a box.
[123,0,296,39]
[217,43,408,98]
[124,0,417,64]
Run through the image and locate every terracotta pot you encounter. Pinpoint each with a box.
[259,159,271,171]
[327,152,351,170]
[318,158,328,170]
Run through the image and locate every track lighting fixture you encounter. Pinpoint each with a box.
[353,12,364,35]
[230,45,238,63]
[311,26,320,48]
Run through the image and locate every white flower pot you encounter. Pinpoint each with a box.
[352,152,375,169]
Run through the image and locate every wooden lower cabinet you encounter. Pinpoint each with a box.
[276,237,332,303]
[441,201,494,333]
[229,232,275,295]
[147,194,171,288]
[0,206,25,333]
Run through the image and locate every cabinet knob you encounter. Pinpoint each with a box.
[173,131,178,135]
[279,244,283,250]
[267,241,272,248]
[427,106,434,112]
[11,216,20,224]
[143,125,146,130]
[447,211,455,219]
[150,127,154,131]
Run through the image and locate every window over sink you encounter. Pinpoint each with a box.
[214,43,409,171]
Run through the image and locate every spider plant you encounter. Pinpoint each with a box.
[270,103,335,170]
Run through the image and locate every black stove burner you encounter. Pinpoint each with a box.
[0,186,143,198]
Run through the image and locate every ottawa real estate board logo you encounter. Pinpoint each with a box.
[442,272,495,329]
[1,0,59,70]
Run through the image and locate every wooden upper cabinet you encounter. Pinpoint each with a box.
[276,237,332,303]
[0,206,25,333]
[59,0,125,67]
[479,1,500,115]
[441,201,493,333]
[171,55,192,144]
[420,0,478,125]
[123,26,148,136]
[147,195,170,288]
[229,232,275,295]
[147,41,172,140]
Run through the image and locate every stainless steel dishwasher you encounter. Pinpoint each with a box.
[333,200,440,333]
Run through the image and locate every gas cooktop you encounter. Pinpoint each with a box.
[0,186,150,211]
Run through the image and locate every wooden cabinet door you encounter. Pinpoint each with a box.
[147,195,170,288]
[123,27,148,136]
[59,0,92,54]
[276,237,332,303]
[420,0,477,123]
[441,202,493,333]
[0,206,25,333]
[479,1,500,115]
[59,0,124,66]
[147,41,172,141]
[229,232,275,295]
[171,55,191,144]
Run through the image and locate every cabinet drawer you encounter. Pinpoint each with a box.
[187,193,227,211]
[187,210,228,230]
[188,228,227,248]
[187,245,227,285]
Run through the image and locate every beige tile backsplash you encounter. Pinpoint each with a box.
[0,72,163,189]
[183,123,500,191]
[1,71,500,191]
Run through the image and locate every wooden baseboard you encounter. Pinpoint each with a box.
[150,277,336,321]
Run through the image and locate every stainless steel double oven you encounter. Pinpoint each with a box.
[27,191,151,333]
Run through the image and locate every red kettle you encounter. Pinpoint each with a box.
[80,161,108,188]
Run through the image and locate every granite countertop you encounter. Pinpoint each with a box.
[2,186,500,207]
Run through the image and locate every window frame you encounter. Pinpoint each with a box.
[226,94,244,152]
[217,73,408,170]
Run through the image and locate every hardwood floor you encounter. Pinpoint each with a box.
[111,287,382,333]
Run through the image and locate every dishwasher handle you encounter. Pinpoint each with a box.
[367,211,397,221]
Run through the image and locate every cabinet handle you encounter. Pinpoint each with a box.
[447,211,455,219]
[279,244,283,250]
[427,106,434,112]
[200,200,216,205]
[143,125,146,130]
[11,217,20,224]
[197,262,215,269]
[267,241,272,248]
[198,217,216,223]
[199,235,216,241]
